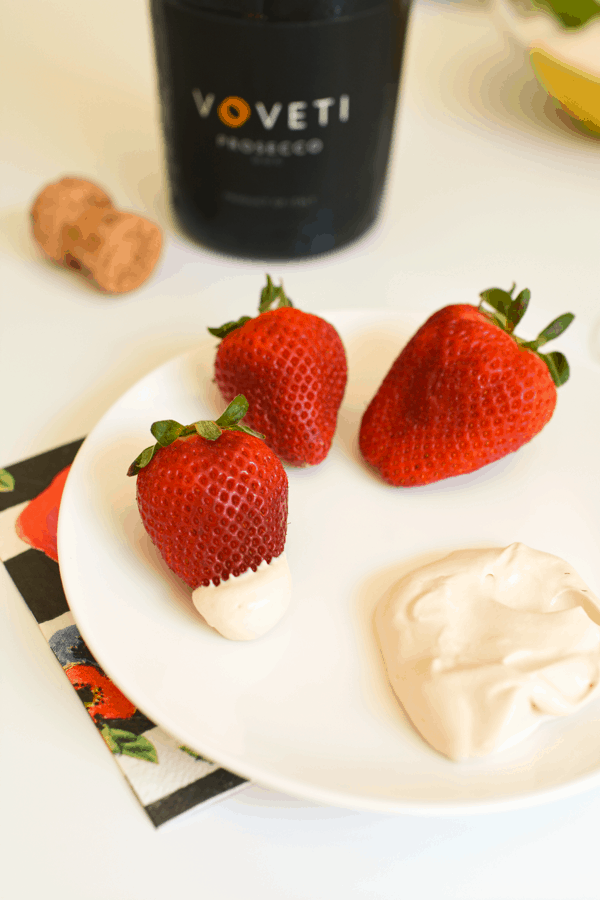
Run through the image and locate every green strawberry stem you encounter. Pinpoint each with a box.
[208,275,293,340]
[478,284,573,387]
[258,274,293,313]
[127,395,265,477]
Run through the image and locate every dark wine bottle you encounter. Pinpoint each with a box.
[149,0,411,259]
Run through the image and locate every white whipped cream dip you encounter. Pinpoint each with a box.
[192,553,292,641]
[375,543,600,760]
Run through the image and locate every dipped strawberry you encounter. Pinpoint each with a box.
[128,395,291,640]
[209,276,347,467]
[359,285,574,487]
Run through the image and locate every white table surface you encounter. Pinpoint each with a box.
[3,1,600,897]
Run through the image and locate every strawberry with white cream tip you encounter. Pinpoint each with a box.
[127,395,291,640]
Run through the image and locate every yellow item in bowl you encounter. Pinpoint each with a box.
[530,46,600,132]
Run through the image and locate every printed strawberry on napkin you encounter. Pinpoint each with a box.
[0,439,248,827]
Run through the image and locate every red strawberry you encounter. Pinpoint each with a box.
[127,396,288,589]
[209,276,347,467]
[359,285,573,486]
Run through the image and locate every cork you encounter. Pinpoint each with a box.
[30,176,162,293]
[31,177,113,263]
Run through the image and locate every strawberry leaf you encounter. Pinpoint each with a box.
[0,468,15,492]
[477,285,572,389]
[208,315,252,340]
[151,419,185,446]
[231,423,266,440]
[208,275,293,341]
[129,396,263,473]
[479,287,514,318]
[259,274,293,313]
[194,396,259,440]
[538,350,570,387]
[214,396,264,439]
[215,394,249,428]
[507,288,530,331]
[259,274,278,312]
[127,444,157,476]
[528,313,575,350]
[195,421,222,441]
[215,395,265,438]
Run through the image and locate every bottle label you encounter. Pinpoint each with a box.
[151,1,408,255]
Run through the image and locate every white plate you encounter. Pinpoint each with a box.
[58,308,600,814]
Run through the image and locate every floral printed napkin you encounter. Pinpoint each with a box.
[0,439,248,827]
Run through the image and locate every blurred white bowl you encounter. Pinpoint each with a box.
[492,0,600,133]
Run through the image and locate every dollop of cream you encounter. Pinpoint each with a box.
[375,543,600,760]
[192,554,292,641]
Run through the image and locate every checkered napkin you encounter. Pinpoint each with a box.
[0,439,248,827]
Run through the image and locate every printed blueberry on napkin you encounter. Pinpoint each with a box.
[0,439,248,827]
